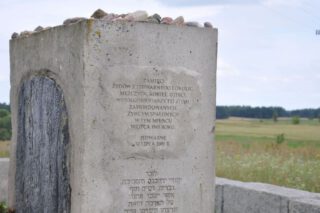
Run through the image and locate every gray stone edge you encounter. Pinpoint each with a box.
[215,177,320,213]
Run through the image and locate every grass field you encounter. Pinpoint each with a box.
[0,141,9,158]
[216,117,320,192]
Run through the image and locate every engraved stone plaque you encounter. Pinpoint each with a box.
[107,67,200,159]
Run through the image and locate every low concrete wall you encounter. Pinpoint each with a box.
[215,178,320,213]
[0,158,9,202]
[1,158,320,212]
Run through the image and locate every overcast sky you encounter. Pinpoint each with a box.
[0,0,319,109]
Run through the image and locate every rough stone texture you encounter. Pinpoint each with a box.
[0,158,9,202]
[10,20,217,213]
[289,197,320,213]
[14,76,70,213]
[223,184,288,213]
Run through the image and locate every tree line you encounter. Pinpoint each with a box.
[217,105,320,119]
[0,103,11,140]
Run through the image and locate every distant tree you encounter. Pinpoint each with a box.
[0,129,10,140]
[0,112,11,140]
[216,105,320,119]
[216,106,229,119]
[292,116,300,125]
[0,109,9,118]
[0,115,11,130]
[272,111,278,122]
[290,108,319,118]
[0,103,10,112]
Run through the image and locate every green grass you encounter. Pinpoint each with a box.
[215,117,320,192]
[0,141,10,158]
[0,201,8,213]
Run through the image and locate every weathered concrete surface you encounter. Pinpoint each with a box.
[0,158,9,202]
[15,76,70,213]
[289,197,320,213]
[10,20,218,213]
[223,183,288,213]
[216,177,320,213]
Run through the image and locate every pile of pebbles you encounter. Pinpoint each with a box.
[12,9,213,39]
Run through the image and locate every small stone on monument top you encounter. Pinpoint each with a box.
[161,17,173,24]
[10,9,215,40]
[204,22,213,28]
[124,10,148,22]
[91,9,107,19]
[19,31,33,37]
[34,26,44,32]
[173,16,185,25]
[152,13,162,22]
[186,21,201,27]
[146,16,160,23]
[11,32,19,39]
[63,17,86,25]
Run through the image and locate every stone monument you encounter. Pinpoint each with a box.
[9,16,217,213]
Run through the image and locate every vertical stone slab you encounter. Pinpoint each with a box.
[15,76,70,213]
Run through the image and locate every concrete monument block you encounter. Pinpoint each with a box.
[289,197,320,213]
[223,184,288,213]
[10,20,217,212]
[217,177,320,213]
